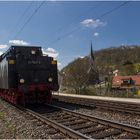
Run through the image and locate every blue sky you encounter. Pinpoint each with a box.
[0,1,140,69]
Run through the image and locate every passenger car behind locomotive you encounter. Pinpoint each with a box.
[0,45,59,105]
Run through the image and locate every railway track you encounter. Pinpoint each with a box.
[17,105,89,139]
[53,95,140,115]
[28,104,140,139]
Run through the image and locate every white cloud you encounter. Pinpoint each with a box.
[94,32,99,36]
[0,44,8,49]
[42,47,59,59]
[58,62,61,66]
[9,40,29,45]
[0,51,3,55]
[79,56,84,59]
[81,18,106,28]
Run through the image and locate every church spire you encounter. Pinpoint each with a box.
[90,42,94,61]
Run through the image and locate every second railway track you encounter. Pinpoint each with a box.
[53,94,140,115]
[27,104,140,139]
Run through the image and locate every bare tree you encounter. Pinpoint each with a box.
[62,58,89,94]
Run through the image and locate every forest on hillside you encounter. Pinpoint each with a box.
[94,45,140,75]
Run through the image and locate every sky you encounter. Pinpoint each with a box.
[0,1,140,69]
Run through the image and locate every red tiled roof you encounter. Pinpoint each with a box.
[112,75,140,86]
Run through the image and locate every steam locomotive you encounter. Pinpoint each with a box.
[0,45,59,105]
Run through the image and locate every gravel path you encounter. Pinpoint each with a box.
[0,99,65,139]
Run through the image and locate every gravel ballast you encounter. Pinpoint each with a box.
[52,100,140,128]
[74,108,140,127]
[1,98,140,138]
[0,99,65,139]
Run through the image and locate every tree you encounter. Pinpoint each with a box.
[62,58,90,94]
[120,60,136,75]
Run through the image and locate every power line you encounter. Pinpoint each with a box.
[46,1,130,47]
[7,1,34,41]
[47,27,81,47]
[89,1,130,40]
[95,1,129,19]
[46,2,102,47]
[57,2,102,33]
[13,1,45,39]
[11,2,34,34]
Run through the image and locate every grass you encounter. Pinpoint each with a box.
[0,112,5,120]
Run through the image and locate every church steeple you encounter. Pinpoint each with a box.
[90,42,94,61]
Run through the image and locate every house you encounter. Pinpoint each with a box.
[112,75,140,89]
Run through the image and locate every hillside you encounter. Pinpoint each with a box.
[62,45,140,76]
[94,45,140,75]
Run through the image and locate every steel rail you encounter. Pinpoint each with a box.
[0,99,91,139]
[53,95,140,115]
[1,98,140,139]
[25,108,91,139]
[47,104,140,137]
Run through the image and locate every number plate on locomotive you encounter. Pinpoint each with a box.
[28,61,41,64]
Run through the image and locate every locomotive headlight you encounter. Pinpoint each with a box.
[51,60,57,65]
[48,77,53,82]
[31,50,36,55]
[20,79,25,83]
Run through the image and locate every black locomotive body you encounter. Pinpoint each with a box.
[0,45,59,105]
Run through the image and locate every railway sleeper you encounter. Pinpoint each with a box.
[57,117,77,123]
[97,104,140,112]
[49,114,73,121]
[71,123,95,130]
[46,112,65,118]
[80,126,108,134]
[118,133,139,139]
[92,129,121,139]
[50,134,69,139]
[45,129,58,135]
[63,119,87,126]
